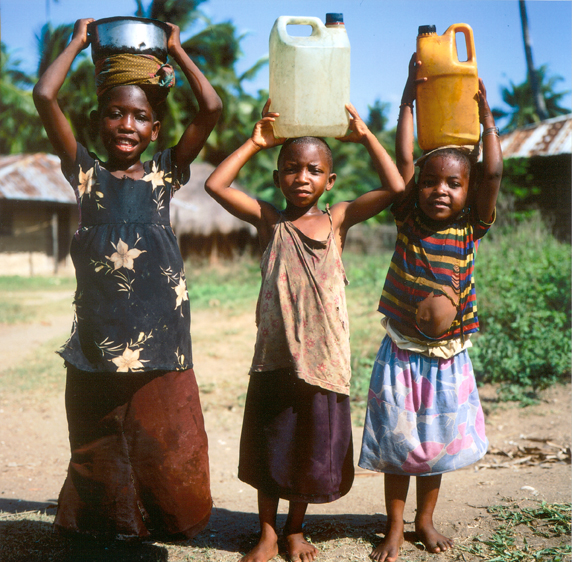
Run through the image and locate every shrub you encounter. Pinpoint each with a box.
[471,214,571,400]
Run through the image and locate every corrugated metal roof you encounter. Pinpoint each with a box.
[0,153,76,204]
[500,113,572,158]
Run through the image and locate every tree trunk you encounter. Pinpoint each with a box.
[519,0,548,120]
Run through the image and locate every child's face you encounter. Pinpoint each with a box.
[273,143,336,208]
[99,86,161,164]
[418,154,470,221]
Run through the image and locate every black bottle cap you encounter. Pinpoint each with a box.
[418,25,437,35]
[326,13,344,24]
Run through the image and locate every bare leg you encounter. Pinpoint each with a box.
[414,475,454,553]
[240,490,280,562]
[370,474,410,562]
[284,501,318,561]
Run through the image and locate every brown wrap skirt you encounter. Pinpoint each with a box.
[55,364,211,540]
[238,369,354,504]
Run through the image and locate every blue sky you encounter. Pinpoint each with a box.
[2,0,571,129]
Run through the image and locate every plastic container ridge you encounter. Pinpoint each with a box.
[416,23,479,151]
[269,15,350,138]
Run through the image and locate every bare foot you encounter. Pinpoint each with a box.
[240,532,279,562]
[370,521,404,562]
[415,521,454,553]
[286,531,318,561]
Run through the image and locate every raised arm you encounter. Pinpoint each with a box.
[205,101,283,231]
[332,103,404,230]
[396,54,422,191]
[475,78,503,222]
[167,24,222,170]
[33,18,94,169]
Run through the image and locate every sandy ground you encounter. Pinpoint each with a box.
[0,302,570,561]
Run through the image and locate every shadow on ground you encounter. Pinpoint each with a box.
[0,505,393,561]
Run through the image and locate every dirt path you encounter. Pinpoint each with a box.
[0,306,570,561]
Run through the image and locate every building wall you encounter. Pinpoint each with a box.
[0,200,78,276]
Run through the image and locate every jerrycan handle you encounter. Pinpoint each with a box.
[275,16,326,43]
[446,23,476,64]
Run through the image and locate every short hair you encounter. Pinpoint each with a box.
[277,137,333,172]
[417,147,474,177]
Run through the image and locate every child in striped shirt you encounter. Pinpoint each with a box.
[358,55,503,562]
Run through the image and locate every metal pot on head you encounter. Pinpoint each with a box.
[88,16,170,63]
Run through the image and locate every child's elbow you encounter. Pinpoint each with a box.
[392,177,406,196]
[485,163,503,184]
[204,178,217,197]
[204,93,223,117]
[32,83,51,106]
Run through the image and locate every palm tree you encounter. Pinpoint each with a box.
[493,65,570,132]
[35,22,100,151]
[0,43,51,154]
[28,0,268,162]
[133,0,269,165]
[519,0,548,121]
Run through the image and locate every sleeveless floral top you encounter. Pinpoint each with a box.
[250,211,351,395]
[59,143,192,373]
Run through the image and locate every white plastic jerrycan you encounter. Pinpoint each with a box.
[269,14,350,138]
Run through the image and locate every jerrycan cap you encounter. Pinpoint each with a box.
[326,13,344,25]
[418,25,437,35]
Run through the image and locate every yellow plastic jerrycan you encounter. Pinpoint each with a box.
[269,14,350,138]
[416,24,479,151]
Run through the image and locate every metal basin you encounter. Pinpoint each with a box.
[88,16,170,63]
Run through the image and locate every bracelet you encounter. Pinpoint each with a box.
[399,101,414,109]
[482,126,499,138]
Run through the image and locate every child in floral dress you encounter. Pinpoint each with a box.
[33,18,221,539]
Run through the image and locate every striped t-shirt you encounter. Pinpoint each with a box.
[378,193,494,340]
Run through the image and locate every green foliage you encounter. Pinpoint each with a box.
[493,64,571,132]
[136,0,205,29]
[494,159,541,227]
[471,216,571,400]
[36,22,74,77]
[237,114,399,225]
[0,43,51,154]
[366,99,390,134]
[457,501,572,561]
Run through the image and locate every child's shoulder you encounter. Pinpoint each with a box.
[147,147,191,187]
[62,142,98,180]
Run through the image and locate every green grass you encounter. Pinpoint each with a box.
[185,259,261,311]
[0,253,570,561]
[457,501,572,561]
[343,251,393,418]
[0,276,76,292]
[1,217,569,405]
[0,336,67,394]
[0,276,75,324]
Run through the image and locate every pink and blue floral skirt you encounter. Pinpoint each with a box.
[358,336,488,476]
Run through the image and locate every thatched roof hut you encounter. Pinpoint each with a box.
[171,162,258,261]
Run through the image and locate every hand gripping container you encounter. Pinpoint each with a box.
[269,14,350,138]
[416,23,479,151]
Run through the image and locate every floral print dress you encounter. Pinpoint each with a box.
[60,143,192,373]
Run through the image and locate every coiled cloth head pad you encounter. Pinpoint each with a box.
[95,53,175,99]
